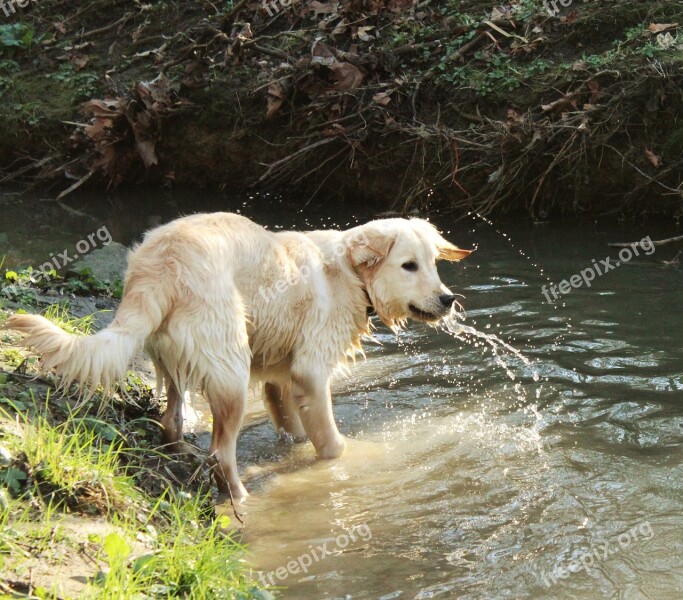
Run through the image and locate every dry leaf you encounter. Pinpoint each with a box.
[372,91,391,105]
[355,26,375,42]
[647,23,679,34]
[656,32,677,49]
[322,124,346,136]
[541,95,577,114]
[71,54,89,71]
[645,149,662,168]
[587,79,600,103]
[309,1,338,18]
[331,18,349,36]
[311,40,336,66]
[266,82,286,119]
[329,61,364,91]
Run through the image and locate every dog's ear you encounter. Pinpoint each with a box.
[437,240,472,262]
[347,226,396,268]
[409,218,473,262]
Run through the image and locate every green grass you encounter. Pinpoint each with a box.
[0,377,269,598]
[88,494,265,599]
[43,303,95,336]
[1,395,136,513]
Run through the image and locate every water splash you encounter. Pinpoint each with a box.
[441,314,539,382]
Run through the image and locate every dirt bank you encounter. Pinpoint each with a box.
[0,0,681,218]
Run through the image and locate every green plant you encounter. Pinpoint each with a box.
[43,303,95,336]
[0,396,136,513]
[0,23,37,56]
[1,348,25,368]
[45,64,101,103]
[86,493,265,599]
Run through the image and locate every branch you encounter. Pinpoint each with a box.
[608,235,683,248]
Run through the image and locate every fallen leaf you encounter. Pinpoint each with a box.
[587,79,600,103]
[309,0,338,18]
[647,23,679,34]
[70,54,89,71]
[331,18,349,36]
[645,149,662,168]
[133,136,158,168]
[329,61,364,91]
[656,32,677,49]
[237,23,253,40]
[311,40,336,66]
[322,124,346,136]
[372,91,392,105]
[541,95,577,114]
[266,81,286,119]
[82,99,126,119]
[506,108,524,123]
[355,26,375,42]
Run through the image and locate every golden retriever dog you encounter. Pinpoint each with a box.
[4,213,471,498]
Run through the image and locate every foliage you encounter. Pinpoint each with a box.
[0,376,268,598]
[0,23,36,56]
[0,265,124,303]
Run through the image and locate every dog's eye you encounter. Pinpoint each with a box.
[402,261,418,272]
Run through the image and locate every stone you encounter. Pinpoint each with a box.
[69,242,128,283]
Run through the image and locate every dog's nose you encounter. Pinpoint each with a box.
[439,294,456,308]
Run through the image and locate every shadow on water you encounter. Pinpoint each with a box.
[3,190,683,599]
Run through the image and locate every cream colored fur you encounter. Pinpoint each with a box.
[3,213,471,499]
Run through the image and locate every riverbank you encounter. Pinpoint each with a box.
[0,0,681,218]
[0,294,270,598]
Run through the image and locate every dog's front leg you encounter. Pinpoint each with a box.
[291,372,346,459]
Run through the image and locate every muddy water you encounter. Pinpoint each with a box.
[2,192,683,599]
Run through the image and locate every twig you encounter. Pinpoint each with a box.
[257,138,337,182]
[608,235,683,248]
[411,33,488,119]
[248,43,289,60]
[56,170,94,201]
[80,14,130,39]
[0,155,55,184]
[220,0,250,28]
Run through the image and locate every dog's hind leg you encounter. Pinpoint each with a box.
[204,374,249,499]
[158,373,201,456]
[263,381,307,441]
[148,348,188,452]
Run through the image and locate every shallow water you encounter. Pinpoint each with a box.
[3,191,683,599]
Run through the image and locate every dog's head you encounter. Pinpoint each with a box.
[347,218,472,328]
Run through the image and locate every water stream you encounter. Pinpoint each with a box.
[2,191,682,599]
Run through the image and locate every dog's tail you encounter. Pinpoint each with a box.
[3,286,170,394]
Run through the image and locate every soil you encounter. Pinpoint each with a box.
[0,0,681,219]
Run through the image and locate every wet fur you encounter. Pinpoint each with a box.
[3,213,471,498]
